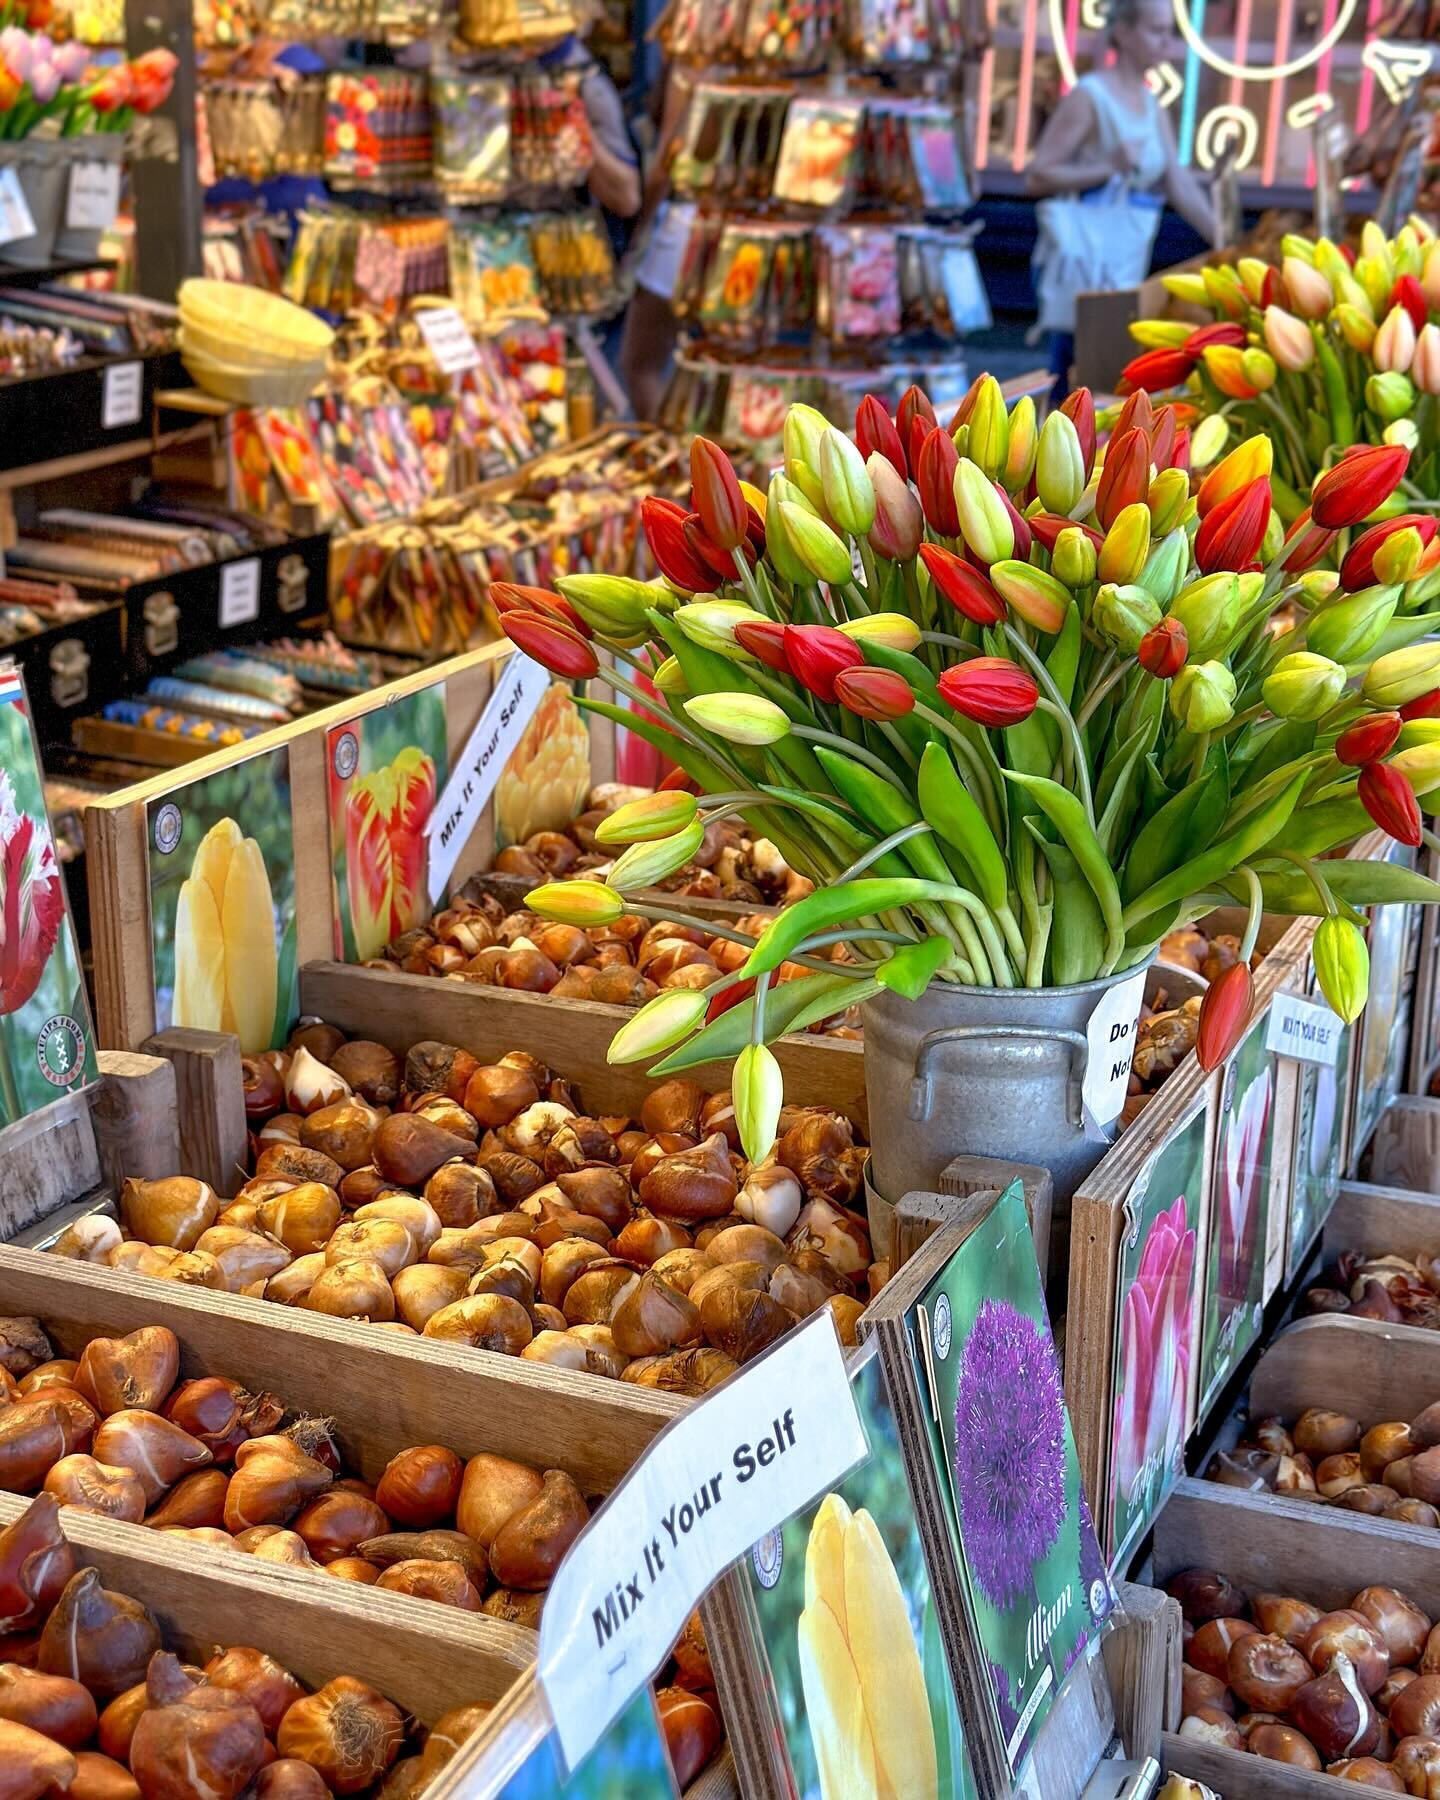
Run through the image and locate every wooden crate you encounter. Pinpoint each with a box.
[1248,1312,1440,1425]
[1324,1175,1440,1263]
[1155,1479,1440,1798]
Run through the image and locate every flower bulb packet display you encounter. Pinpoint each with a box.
[1354,886,1413,1159]
[147,745,296,1054]
[326,688,447,962]
[1108,1100,1205,1566]
[908,1184,1114,1779]
[746,1338,978,1800]
[0,668,97,1126]
[1198,1012,1276,1415]
[1287,962,1351,1284]
[771,98,864,210]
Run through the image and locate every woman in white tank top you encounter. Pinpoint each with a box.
[1027,0,1217,395]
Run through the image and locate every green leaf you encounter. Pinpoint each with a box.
[1028,826,1104,985]
[1046,602,1082,708]
[1121,773,1306,930]
[876,936,954,999]
[270,917,298,1051]
[813,746,956,887]
[1005,771,1125,970]
[916,742,1008,911]
[740,878,945,978]
[1121,761,1229,903]
[647,970,865,1074]
[1268,793,1369,860]
[1224,861,1440,913]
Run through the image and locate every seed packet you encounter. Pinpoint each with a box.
[818,224,900,340]
[908,105,972,209]
[511,71,593,190]
[698,222,774,331]
[307,395,398,528]
[255,409,342,526]
[771,96,864,208]
[852,0,931,61]
[431,75,511,203]
[453,220,544,323]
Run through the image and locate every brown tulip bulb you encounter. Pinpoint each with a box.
[67,1750,142,1800]
[303,1261,396,1323]
[293,1493,391,1565]
[1393,1735,1440,1789]
[74,1330,180,1417]
[1293,1409,1363,1458]
[224,1436,332,1533]
[256,1186,342,1257]
[1289,1661,1382,1761]
[1387,1496,1440,1528]
[160,1379,243,1458]
[421,1295,533,1355]
[1316,1453,1365,1498]
[18,1361,77,1396]
[327,1559,380,1585]
[1390,1671,1440,1739]
[203,1649,305,1737]
[37,1569,160,1699]
[0,1663,98,1745]
[0,1717,76,1798]
[417,1704,492,1777]
[143,1469,230,1532]
[373,1560,482,1610]
[249,1761,330,1800]
[43,1456,145,1524]
[0,1400,77,1493]
[130,1681,266,1800]
[91,1413,211,1508]
[1176,1706,1242,1749]
[1325,1757,1404,1788]
[1360,1422,1418,1483]
[1247,1594,1319,1650]
[358,1530,487,1589]
[1247,1722,1322,1768]
[1302,1612,1390,1694]
[374,1448,463,1529]
[276,1678,405,1794]
[422,1164,494,1229]
[482,1588,545,1629]
[639,1135,738,1222]
[456,1456,544,1550]
[488,1470,588,1590]
[1187,1617,1260,1684]
[1336,1485,1400,1516]
[373,1114,474,1190]
[119,1178,218,1251]
[655,1686,721,1788]
[1227,1633,1314,1711]
[0,1495,75,1633]
[1352,1586,1432,1666]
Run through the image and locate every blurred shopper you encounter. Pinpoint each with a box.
[617,68,696,421]
[1028,0,1216,397]
[539,19,642,241]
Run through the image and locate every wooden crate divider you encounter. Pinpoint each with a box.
[1249,1311,1440,1424]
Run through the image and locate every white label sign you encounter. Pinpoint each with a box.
[102,361,143,431]
[415,305,481,375]
[1082,967,1148,1131]
[219,558,261,628]
[0,167,35,247]
[426,649,548,902]
[66,159,121,232]
[538,1311,866,1774]
[1266,990,1343,1066]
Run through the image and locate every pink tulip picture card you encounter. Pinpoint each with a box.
[325,688,448,963]
[0,664,97,1127]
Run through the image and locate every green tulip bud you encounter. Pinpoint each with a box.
[1036,411,1085,513]
[1052,525,1097,589]
[967,377,1010,481]
[1168,572,1242,661]
[1375,527,1426,586]
[607,817,707,890]
[674,600,763,658]
[1098,502,1153,587]
[1367,371,1417,422]
[766,474,814,584]
[1297,570,1341,608]
[555,573,659,644]
[1138,528,1190,607]
[1385,419,1421,454]
[1190,414,1230,470]
[839,612,921,652]
[1170,660,1237,731]
[1390,741,1440,796]
[1261,510,1286,563]
[607,989,708,1063]
[733,1042,784,1162]
[819,427,875,536]
[783,403,830,484]
[684,692,791,745]
[779,502,855,587]
[1313,914,1369,1023]
[1003,395,1038,491]
[954,458,1014,565]
[595,790,699,845]
[1242,347,1278,391]
[1263,650,1348,720]
[652,654,685,693]
[527,879,626,927]
[1364,641,1440,706]
[1093,582,1162,653]
[1147,468,1192,535]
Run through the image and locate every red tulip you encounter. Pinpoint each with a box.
[947,373,986,432]
[855,395,907,479]
[0,778,65,1015]
[684,514,745,582]
[1360,761,1422,846]
[1094,427,1150,531]
[744,502,767,558]
[897,385,936,459]
[658,766,700,793]
[1261,266,1283,308]
[1194,476,1271,574]
[1400,689,1440,722]
[1392,274,1429,335]
[733,617,791,672]
[1171,425,1191,473]
[833,666,916,721]
[1112,389,1156,442]
[1311,444,1411,529]
[1059,387,1097,476]
[86,63,133,112]
[706,976,757,1022]
[642,495,720,592]
[937,656,1038,728]
[1149,407,1178,472]
[1138,617,1188,678]
[128,47,178,113]
[1335,711,1402,766]
[1196,961,1252,1071]
[918,542,1005,624]
[1339,514,1439,591]
[690,438,747,552]
[1028,513,1104,554]
[500,610,599,680]
[1119,348,1193,395]
[915,426,961,536]
[1279,507,1338,575]
[489,581,590,636]
[783,624,864,703]
[1184,321,1247,354]
[993,481,1032,562]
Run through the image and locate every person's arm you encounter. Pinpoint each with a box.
[1158,108,1219,242]
[1026,89,1121,195]
[581,67,642,218]
[589,135,642,217]
[644,68,692,215]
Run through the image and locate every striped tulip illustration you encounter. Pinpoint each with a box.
[343,747,438,963]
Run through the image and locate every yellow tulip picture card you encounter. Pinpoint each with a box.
[0,664,98,1126]
[146,744,296,1054]
[325,690,448,962]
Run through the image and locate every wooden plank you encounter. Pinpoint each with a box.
[91,1049,179,1190]
[85,783,154,1051]
[1250,1313,1440,1425]
[1105,1582,1180,1758]
[143,1026,248,1197]
[0,1243,683,1492]
[1323,1177,1440,1261]
[1367,1093,1440,1193]
[299,959,870,1132]
[0,1490,531,1719]
[1162,1733,1343,1799]
[1408,841,1440,1094]
[940,1154,1053,1291]
[0,1090,102,1240]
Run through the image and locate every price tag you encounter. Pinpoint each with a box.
[426,649,548,902]
[0,167,35,247]
[415,305,481,375]
[66,159,121,232]
[102,361,143,431]
[219,558,261,627]
[1266,990,1343,1066]
[538,1310,866,1775]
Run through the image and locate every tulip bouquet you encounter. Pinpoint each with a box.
[493,377,1440,1162]
[1123,220,1440,514]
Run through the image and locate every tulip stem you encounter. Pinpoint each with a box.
[751,969,770,1047]
[910,703,1004,837]
[835,822,932,882]
[1273,850,1339,917]
[1257,393,1310,485]
[1005,625,1095,822]
[1025,903,1052,987]
[1074,654,1126,731]
[626,903,872,979]
[792,725,909,792]
[1238,866,1264,962]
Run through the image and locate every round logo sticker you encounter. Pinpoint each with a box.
[36,1016,85,1088]
[332,731,359,781]
[932,1292,953,1361]
[153,802,182,856]
[751,1529,783,1590]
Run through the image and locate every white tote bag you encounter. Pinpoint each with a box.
[1032,176,1160,333]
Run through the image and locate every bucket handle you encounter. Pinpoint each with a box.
[906,1025,1089,1126]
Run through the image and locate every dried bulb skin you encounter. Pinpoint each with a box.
[610,1274,702,1359]
[373,1560,482,1610]
[129,1681,267,1800]
[0,1664,98,1746]
[374,1448,463,1529]
[0,1495,76,1634]
[67,1750,142,1800]
[456,1456,544,1550]
[481,1588,544,1629]
[42,1456,146,1524]
[698,1286,795,1364]
[37,1569,161,1699]
[357,1532,488,1590]
[304,1261,396,1323]
[203,1649,305,1737]
[91,1413,212,1508]
[224,1436,333,1533]
[418,1704,492,1777]
[74,1330,180,1417]
[276,1678,406,1794]
[488,1470,588,1590]
[0,1718,76,1799]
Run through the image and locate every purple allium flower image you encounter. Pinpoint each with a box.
[953,1298,1067,1610]
[988,1660,1021,1743]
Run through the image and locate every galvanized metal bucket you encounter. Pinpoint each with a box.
[861,962,1152,1208]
